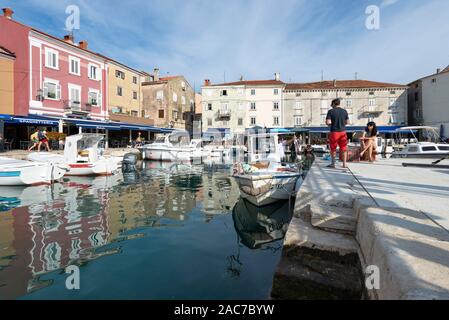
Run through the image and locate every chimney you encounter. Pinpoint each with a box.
[240,75,244,81]
[78,41,88,50]
[274,72,280,81]
[63,34,74,44]
[2,8,14,19]
[154,68,160,82]
[436,68,441,74]
[333,79,337,87]
[204,79,211,86]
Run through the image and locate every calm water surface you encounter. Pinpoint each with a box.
[0,161,294,300]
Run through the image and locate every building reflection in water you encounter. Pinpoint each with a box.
[0,162,243,299]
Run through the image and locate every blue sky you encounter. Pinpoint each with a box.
[2,0,449,90]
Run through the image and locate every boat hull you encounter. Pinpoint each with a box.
[66,158,121,176]
[0,163,67,186]
[234,173,301,207]
[141,147,202,162]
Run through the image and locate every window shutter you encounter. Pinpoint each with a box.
[43,82,49,98]
[56,84,61,100]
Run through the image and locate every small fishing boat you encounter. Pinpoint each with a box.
[233,133,303,207]
[391,126,449,158]
[0,157,68,186]
[139,131,203,162]
[28,134,122,176]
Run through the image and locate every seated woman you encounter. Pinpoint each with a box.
[360,122,378,162]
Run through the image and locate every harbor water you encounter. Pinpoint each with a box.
[0,161,296,300]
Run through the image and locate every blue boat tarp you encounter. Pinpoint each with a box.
[305,126,403,134]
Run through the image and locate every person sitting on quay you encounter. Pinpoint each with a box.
[360,121,378,163]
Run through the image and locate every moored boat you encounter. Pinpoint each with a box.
[28,134,122,176]
[391,126,449,158]
[139,131,203,162]
[0,156,68,186]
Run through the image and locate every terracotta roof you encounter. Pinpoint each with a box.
[442,65,449,73]
[285,80,407,90]
[208,80,285,87]
[0,45,15,58]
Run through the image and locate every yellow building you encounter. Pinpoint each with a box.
[0,46,15,115]
[107,60,153,126]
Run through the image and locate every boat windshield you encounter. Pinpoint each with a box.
[154,136,166,143]
[395,127,442,144]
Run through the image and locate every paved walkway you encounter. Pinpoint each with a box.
[274,157,449,300]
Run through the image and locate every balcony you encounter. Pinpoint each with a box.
[217,110,231,120]
[64,100,92,115]
[358,106,384,118]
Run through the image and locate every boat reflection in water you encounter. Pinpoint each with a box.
[232,198,294,250]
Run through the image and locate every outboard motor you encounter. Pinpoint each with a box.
[122,153,138,173]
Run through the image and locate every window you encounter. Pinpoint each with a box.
[390,90,396,95]
[133,91,138,100]
[294,116,303,126]
[69,56,80,76]
[346,100,352,108]
[369,91,375,95]
[68,84,81,109]
[389,112,399,124]
[431,78,437,84]
[414,92,419,102]
[251,89,256,96]
[207,103,212,111]
[181,81,186,90]
[346,92,352,96]
[415,108,422,118]
[133,76,138,84]
[43,79,61,100]
[321,115,327,125]
[273,102,279,110]
[295,101,302,109]
[348,114,353,124]
[251,117,256,125]
[250,102,256,110]
[207,118,212,126]
[438,146,449,151]
[117,86,123,96]
[389,98,397,108]
[422,146,437,152]
[158,110,165,118]
[182,96,186,105]
[172,93,178,102]
[173,110,179,120]
[89,64,100,81]
[45,48,59,69]
[141,110,146,118]
[368,99,376,110]
[156,90,164,100]
[296,92,301,97]
[88,90,99,106]
[115,70,125,79]
[221,90,228,96]
[131,111,138,117]
[111,107,123,114]
[238,118,243,126]
[321,100,329,114]
[274,89,279,95]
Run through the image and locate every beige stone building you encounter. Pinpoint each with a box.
[142,69,195,130]
[283,80,408,129]
[107,60,153,126]
[201,74,285,134]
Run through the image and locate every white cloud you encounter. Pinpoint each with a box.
[381,0,400,8]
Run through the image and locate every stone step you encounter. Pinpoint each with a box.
[310,200,357,235]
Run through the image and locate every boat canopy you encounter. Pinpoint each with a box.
[64,134,104,164]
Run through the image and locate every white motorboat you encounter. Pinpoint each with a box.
[139,131,203,162]
[28,134,122,176]
[233,133,303,207]
[311,145,328,153]
[0,157,68,186]
[391,126,449,159]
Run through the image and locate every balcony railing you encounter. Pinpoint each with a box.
[64,100,92,114]
[217,110,231,120]
[358,106,384,118]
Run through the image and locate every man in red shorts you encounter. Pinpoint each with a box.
[326,98,349,168]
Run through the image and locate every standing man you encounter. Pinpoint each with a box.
[326,98,349,169]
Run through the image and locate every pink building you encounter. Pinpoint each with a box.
[0,8,107,122]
